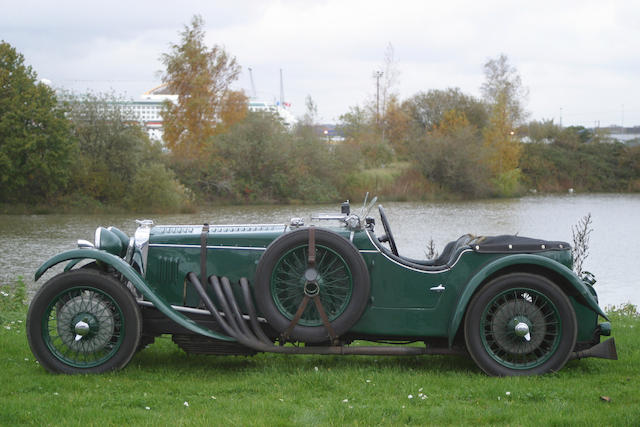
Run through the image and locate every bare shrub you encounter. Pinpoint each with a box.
[425,238,439,260]
[572,213,593,275]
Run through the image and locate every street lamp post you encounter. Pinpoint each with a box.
[373,71,383,125]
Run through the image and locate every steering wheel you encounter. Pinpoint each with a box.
[378,205,398,256]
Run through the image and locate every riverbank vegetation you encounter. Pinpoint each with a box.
[2,17,639,214]
[1,279,638,425]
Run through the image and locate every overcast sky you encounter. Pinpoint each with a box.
[2,0,639,127]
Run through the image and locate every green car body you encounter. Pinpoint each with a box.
[29,202,616,376]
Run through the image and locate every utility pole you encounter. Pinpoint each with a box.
[559,107,563,128]
[248,67,257,99]
[373,71,383,125]
[279,69,285,107]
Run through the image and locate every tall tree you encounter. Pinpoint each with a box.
[380,43,399,120]
[0,41,73,203]
[404,88,488,132]
[483,92,523,177]
[481,54,528,125]
[481,54,527,195]
[160,15,243,159]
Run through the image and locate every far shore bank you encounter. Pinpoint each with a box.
[2,190,638,216]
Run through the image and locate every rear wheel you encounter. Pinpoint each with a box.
[464,273,576,376]
[255,228,370,343]
[27,269,141,374]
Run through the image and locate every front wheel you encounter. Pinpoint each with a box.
[27,269,142,374]
[464,273,577,376]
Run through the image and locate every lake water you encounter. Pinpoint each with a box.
[1,194,638,308]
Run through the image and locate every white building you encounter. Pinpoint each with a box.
[127,85,295,142]
[248,100,296,127]
[128,85,178,142]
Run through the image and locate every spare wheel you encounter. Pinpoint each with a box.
[254,228,370,343]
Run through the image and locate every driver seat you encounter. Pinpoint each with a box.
[404,234,475,267]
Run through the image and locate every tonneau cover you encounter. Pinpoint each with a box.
[472,235,570,253]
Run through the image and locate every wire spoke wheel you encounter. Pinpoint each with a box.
[271,245,353,326]
[255,228,370,343]
[481,288,561,369]
[45,287,124,368]
[27,269,141,374]
[464,273,576,376]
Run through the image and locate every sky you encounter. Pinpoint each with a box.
[2,0,639,127]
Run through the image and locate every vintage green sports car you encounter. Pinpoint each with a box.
[27,199,617,376]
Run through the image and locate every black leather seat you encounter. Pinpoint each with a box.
[368,230,474,271]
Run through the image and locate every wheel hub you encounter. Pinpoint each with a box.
[304,268,319,283]
[491,303,538,354]
[303,270,320,297]
[57,294,115,352]
[74,320,91,341]
[513,321,531,341]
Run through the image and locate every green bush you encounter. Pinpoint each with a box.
[125,163,194,213]
[521,141,640,192]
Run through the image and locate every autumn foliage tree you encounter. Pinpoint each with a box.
[160,15,245,160]
[481,54,527,196]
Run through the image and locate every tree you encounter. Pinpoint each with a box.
[483,92,523,195]
[338,106,370,142]
[381,94,410,157]
[481,54,528,125]
[380,43,400,120]
[160,15,243,159]
[404,88,488,132]
[0,41,73,203]
[412,110,490,197]
[337,105,393,168]
[65,92,191,211]
[521,119,561,144]
[301,95,318,126]
[481,55,527,196]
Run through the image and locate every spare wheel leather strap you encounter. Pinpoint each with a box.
[200,223,209,283]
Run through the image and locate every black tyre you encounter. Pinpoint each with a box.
[27,269,142,374]
[464,273,577,376]
[255,228,370,343]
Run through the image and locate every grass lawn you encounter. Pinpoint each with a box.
[1,295,639,425]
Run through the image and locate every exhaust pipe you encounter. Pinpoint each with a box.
[188,273,464,357]
[239,277,273,345]
[186,272,237,339]
[571,338,618,360]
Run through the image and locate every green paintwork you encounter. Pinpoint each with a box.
[35,217,608,350]
[95,227,124,257]
[145,225,284,307]
[34,249,235,342]
[63,259,82,271]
